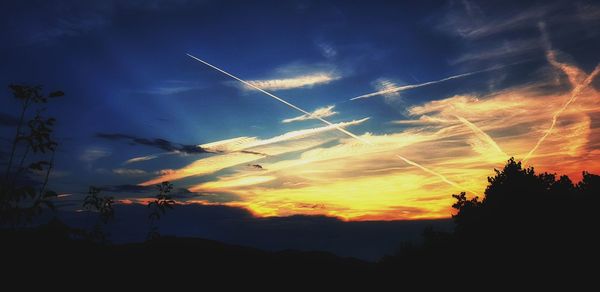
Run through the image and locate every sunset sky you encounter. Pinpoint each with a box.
[1,0,599,221]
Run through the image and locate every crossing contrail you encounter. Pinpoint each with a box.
[350,64,514,101]
[186,53,476,194]
[395,154,478,195]
[455,115,507,158]
[522,23,600,163]
[187,53,367,144]
[523,64,600,163]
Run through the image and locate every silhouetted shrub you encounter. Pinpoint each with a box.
[1,85,63,226]
[82,186,115,243]
[147,181,175,240]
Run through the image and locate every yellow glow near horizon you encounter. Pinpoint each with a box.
[133,51,600,221]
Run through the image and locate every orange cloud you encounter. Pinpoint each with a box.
[138,49,599,220]
[139,118,369,186]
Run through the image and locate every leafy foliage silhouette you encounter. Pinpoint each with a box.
[82,186,115,243]
[0,84,63,225]
[382,157,599,277]
[147,181,175,240]
[83,186,115,224]
[451,158,598,241]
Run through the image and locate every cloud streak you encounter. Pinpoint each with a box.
[187,53,370,144]
[80,147,111,163]
[245,72,339,91]
[524,62,600,162]
[187,53,472,195]
[96,133,209,154]
[350,65,507,101]
[128,49,600,220]
[113,168,147,176]
[524,24,600,162]
[134,70,599,219]
[454,115,507,158]
[139,118,370,186]
[124,154,160,164]
[439,2,553,40]
[282,105,338,123]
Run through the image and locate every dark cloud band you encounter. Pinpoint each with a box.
[96,133,209,154]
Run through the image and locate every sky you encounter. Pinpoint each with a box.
[1,0,600,221]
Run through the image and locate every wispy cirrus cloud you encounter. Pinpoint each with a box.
[229,60,342,92]
[523,25,600,162]
[79,147,111,170]
[124,154,160,164]
[119,21,600,221]
[139,118,369,186]
[372,79,401,103]
[79,147,111,163]
[181,47,599,220]
[282,105,338,123]
[127,76,599,220]
[136,38,599,220]
[245,72,339,91]
[398,75,599,168]
[438,1,552,40]
[202,117,369,152]
[453,115,508,159]
[439,1,600,68]
[113,168,147,176]
[450,38,540,65]
[317,42,337,59]
[141,80,205,95]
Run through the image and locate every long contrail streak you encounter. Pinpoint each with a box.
[187,53,367,144]
[350,64,516,101]
[187,53,476,194]
[395,155,478,194]
[522,24,599,163]
[523,64,600,163]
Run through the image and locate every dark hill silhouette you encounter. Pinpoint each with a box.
[4,158,598,287]
[2,221,375,288]
[1,88,598,290]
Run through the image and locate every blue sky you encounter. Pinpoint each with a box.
[1,0,599,220]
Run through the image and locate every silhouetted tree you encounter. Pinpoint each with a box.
[577,171,600,197]
[451,158,598,242]
[0,85,63,226]
[147,181,175,240]
[384,157,599,275]
[83,186,114,243]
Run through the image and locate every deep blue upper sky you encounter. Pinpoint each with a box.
[1,0,599,218]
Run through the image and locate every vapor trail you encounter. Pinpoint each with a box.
[454,115,507,158]
[523,64,600,163]
[395,155,478,195]
[350,65,508,101]
[187,54,367,144]
[187,53,475,194]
